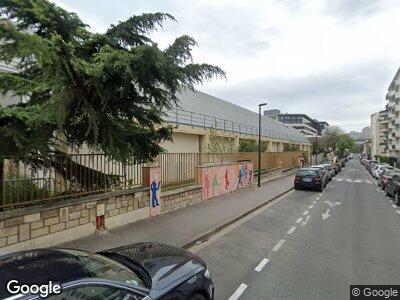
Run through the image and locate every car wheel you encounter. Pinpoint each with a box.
[190,293,206,300]
[381,184,385,190]
[396,192,400,206]
[294,185,299,190]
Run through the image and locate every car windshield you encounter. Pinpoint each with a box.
[386,171,400,177]
[298,170,318,177]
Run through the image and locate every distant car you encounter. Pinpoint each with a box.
[379,169,400,190]
[310,165,328,187]
[320,164,334,180]
[335,162,342,173]
[386,174,400,205]
[294,168,325,192]
[374,165,394,179]
[367,161,378,172]
[0,243,214,300]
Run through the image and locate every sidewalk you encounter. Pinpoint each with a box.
[61,174,295,252]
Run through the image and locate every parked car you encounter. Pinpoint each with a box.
[335,162,342,173]
[386,174,400,205]
[294,168,325,192]
[340,160,346,167]
[374,165,394,179]
[0,242,214,300]
[320,164,334,180]
[379,169,400,190]
[310,165,329,187]
[367,160,378,172]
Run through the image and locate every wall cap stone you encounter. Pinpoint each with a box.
[0,186,149,221]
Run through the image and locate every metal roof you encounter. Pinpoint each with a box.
[165,89,310,144]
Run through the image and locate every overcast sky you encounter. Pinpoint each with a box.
[53,0,400,132]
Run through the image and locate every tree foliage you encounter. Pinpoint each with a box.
[0,0,225,161]
[312,126,358,158]
[238,139,268,152]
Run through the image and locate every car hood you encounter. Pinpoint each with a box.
[104,242,206,290]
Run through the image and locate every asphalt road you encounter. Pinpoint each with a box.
[192,159,400,299]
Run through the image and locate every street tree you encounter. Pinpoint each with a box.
[0,0,225,162]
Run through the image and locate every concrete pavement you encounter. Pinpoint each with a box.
[61,173,295,252]
[193,159,400,299]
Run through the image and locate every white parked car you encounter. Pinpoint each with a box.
[373,165,394,179]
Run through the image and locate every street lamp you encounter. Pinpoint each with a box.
[258,102,267,187]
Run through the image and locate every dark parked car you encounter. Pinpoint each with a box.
[294,168,324,192]
[309,165,328,187]
[386,175,400,205]
[0,242,214,300]
[379,169,400,190]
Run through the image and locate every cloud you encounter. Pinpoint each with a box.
[52,0,400,131]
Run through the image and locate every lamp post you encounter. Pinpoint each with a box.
[258,102,267,187]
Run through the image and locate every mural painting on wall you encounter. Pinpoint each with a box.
[201,162,254,200]
[149,168,161,216]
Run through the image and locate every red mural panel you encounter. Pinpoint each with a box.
[199,162,254,200]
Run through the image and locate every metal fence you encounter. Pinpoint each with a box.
[1,154,144,209]
[164,108,306,143]
[0,151,303,210]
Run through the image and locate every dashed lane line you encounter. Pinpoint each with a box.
[296,217,303,224]
[303,210,309,216]
[254,258,269,272]
[287,226,296,235]
[229,283,248,300]
[272,239,285,252]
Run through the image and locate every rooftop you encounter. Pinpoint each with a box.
[164,89,310,144]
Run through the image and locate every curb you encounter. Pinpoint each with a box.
[181,186,294,250]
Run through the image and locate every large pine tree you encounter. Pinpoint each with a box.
[0,0,225,161]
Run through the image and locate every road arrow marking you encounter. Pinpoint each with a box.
[254,258,269,272]
[322,209,331,220]
[324,201,341,207]
[296,217,303,224]
[229,283,248,300]
[287,226,296,235]
[272,239,285,252]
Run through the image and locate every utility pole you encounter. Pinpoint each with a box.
[258,103,267,187]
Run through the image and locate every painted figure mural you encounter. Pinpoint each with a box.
[150,179,161,207]
[200,162,254,200]
[147,168,161,216]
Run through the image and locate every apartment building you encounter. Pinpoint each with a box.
[371,111,389,157]
[263,109,328,137]
[384,67,400,158]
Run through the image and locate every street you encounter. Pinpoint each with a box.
[191,159,400,299]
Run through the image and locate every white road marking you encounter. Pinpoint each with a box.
[396,210,400,215]
[254,258,269,272]
[287,226,296,235]
[303,210,309,215]
[322,209,331,220]
[272,239,285,252]
[346,179,353,182]
[296,217,303,224]
[316,197,321,200]
[301,215,311,226]
[229,283,248,300]
[309,205,314,209]
[376,189,380,192]
[324,201,341,207]
[319,194,322,196]
[392,204,397,208]
[312,200,317,204]
[336,178,343,182]
[366,180,372,183]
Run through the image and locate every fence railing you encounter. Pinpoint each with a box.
[164,108,306,143]
[1,154,144,209]
[1,151,303,210]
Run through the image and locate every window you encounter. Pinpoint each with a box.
[48,286,142,300]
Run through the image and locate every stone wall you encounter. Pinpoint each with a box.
[0,184,204,254]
